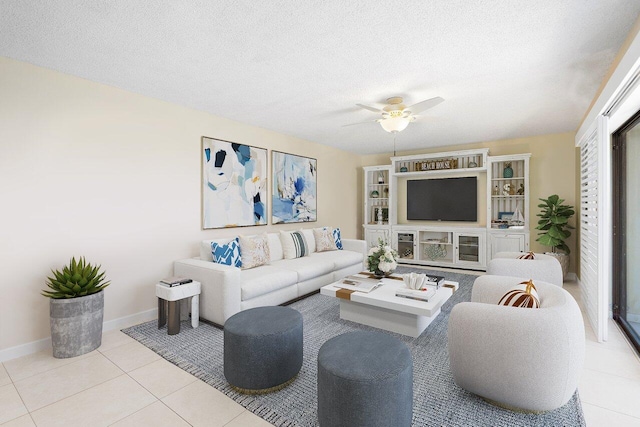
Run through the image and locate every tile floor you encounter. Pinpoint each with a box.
[1,279,639,426]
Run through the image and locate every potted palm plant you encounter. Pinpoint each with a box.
[43,257,110,358]
[535,195,575,278]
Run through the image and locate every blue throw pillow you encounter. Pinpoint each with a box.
[211,238,242,267]
[333,228,343,250]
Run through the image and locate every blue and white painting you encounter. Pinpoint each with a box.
[202,137,267,229]
[272,151,317,224]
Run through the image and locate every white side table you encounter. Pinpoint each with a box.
[156,281,201,335]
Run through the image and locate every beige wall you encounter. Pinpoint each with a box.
[0,57,361,353]
[361,133,578,265]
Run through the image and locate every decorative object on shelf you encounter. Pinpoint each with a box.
[536,194,575,278]
[367,238,398,278]
[399,165,408,172]
[383,187,389,197]
[509,185,515,196]
[517,183,525,195]
[377,207,383,225]
[377,171,385,184]
[492,185,499,196]
[272,151,317,224]
[510,206,525,227]
[43,257,110,358]
[502,183,512,196]
[503,162,514,178]
[424,243,447,261]
[202,137,267,229]
[370,190,379,198]
[468,160,478,168]
[420,158,458,171]
[498,211,514,220]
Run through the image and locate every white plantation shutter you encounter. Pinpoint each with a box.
[578,115,610,342]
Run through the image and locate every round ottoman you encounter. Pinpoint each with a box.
[317,331,413,427]
[224,306,303,393]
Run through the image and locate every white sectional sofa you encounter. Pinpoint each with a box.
[174,229,367,326]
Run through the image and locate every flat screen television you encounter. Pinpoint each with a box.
[407,177,477,221]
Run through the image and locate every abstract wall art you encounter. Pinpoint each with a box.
[202,137,267,229]
[272,151,317,224]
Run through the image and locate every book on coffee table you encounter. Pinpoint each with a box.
[424,275,445,287]
[336,276,382,293]
[395,287,437,302]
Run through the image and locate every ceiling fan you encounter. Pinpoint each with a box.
[345,96,444,133]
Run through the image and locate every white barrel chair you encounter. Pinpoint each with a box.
[487,252,563,287]
[447,275,585,412]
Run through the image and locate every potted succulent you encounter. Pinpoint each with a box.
[43,257,110,358]
[367,239,399,278]
[535,195,575,278]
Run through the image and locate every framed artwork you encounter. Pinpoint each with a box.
[271,151,317,224]
[498,211,514,220]
[201,137,267,229]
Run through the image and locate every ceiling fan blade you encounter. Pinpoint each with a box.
[342,119,380,127]
[406,96,444,114]
[356,103,385,113]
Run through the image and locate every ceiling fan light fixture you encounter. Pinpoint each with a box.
[380,116,410,133]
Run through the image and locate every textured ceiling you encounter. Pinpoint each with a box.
[1,1,639,154]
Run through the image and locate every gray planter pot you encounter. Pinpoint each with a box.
[50,291,104,358]
[545,252,570,279]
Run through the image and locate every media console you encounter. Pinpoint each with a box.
[363,148,531,271]
[392,225,486,270]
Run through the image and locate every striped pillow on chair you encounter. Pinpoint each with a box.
[498,280,540,308]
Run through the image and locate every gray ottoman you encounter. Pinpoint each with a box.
[224,306,303,393]
[317,331,413,427]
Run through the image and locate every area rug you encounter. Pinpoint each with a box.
[122,268,585,426]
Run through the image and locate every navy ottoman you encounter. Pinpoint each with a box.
[317,331,413,427]
[224,306,303,393]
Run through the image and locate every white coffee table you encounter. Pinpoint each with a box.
[320,275,457,338]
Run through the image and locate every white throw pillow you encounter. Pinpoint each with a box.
[313,227,337,252]
[238,234,271,269]
[279,231,309,259]
[301,229,316,253]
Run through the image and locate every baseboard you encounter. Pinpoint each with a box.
[103,308,158,332]
[0,308,158,363]
[0,337,52,363]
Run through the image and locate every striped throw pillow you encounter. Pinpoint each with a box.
[517,251,536,260]
[279,231,309,259]
[498,280,540,308]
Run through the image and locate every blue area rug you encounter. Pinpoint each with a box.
[122,268,585,426]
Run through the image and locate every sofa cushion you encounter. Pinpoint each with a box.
[240,265,298,301]
[267,233,284,262]
[211,238,242,267]
[311,249,363,270]
[302,229,316,253]
[280,231,309,259]
[314,228,337,252]
[239,234,271,270]
[274,256,335,282]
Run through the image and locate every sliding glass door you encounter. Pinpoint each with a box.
[613,110,640,354]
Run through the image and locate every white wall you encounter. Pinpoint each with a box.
[0,57,361,354]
